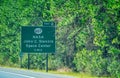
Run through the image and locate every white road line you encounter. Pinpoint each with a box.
[0,70,35,78]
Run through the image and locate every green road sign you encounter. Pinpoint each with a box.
[21,26,55,53]
[43,21,55,26]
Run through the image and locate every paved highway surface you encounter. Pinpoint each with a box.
[0,67,74,78]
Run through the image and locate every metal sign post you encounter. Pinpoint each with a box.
[46,53,48,72]
[20,56,22,68]
[28,53,30,69]
[20,52,23,68]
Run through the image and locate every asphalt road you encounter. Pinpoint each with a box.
[0,67,74,78]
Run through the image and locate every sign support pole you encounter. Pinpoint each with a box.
[28,53,30,69]
[20,57,22,68]
[46,53,48,72]
[20,52,23,68]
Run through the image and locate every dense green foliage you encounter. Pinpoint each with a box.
[0,0,120,78]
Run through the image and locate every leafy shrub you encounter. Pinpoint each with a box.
[74,48,120,78]
[74,49,109,76]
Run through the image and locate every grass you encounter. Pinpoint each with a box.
[50,70,110,78]
[49,71,92,78]
[48,71,109,78]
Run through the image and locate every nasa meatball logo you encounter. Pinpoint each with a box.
[34,28,42,34]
